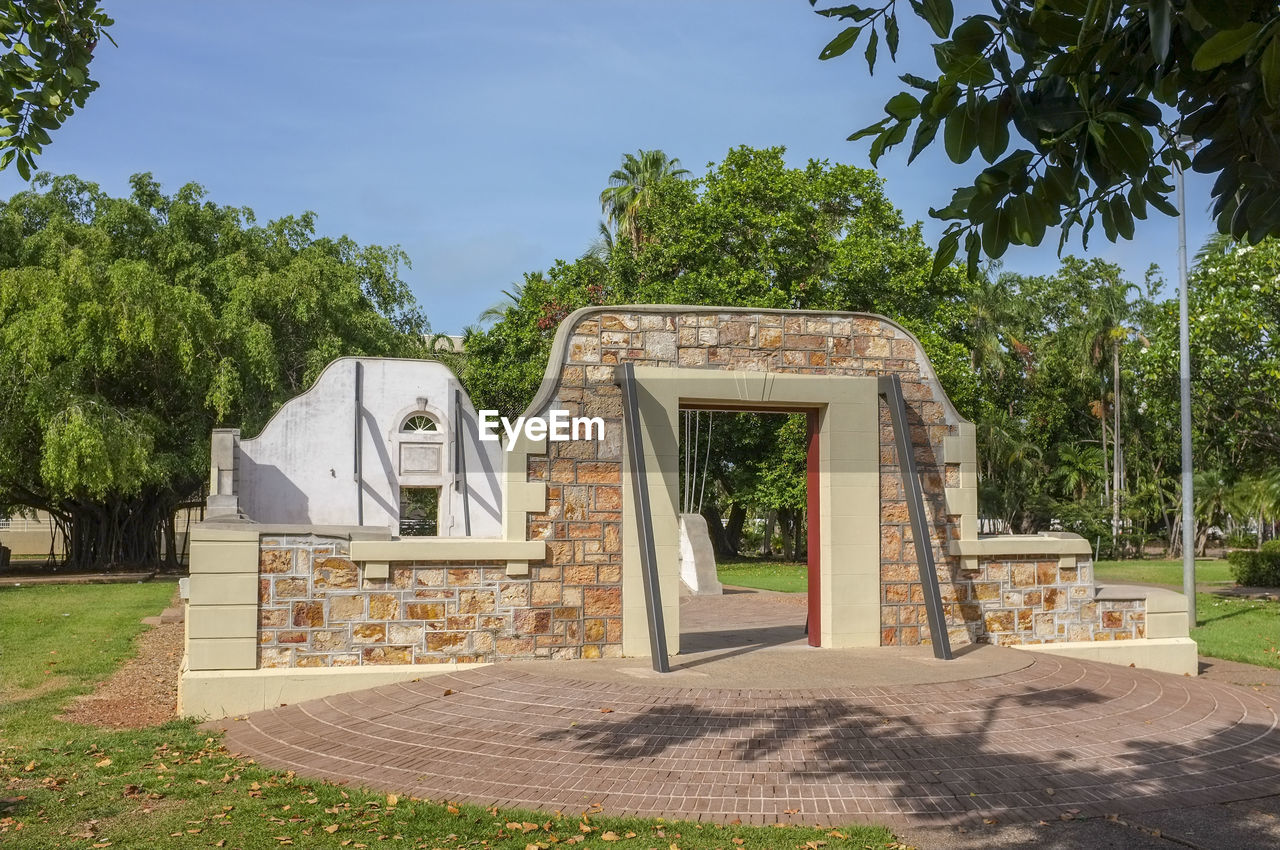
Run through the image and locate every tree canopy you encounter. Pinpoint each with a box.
[0,173,428,567]
[462,145,973,557]
[0,1,113,177]
[814,0,1280,270]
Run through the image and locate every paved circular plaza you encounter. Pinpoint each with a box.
[219,648,1280,828]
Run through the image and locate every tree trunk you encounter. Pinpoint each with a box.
[761,511,776,556]
[58,487,191,571]
[724,503,746,555]
[699,502,733,559]
[779,508,796,561]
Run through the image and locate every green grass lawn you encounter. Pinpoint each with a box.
[1192,593,1280,669]
[1092,558,1234,587]
[0,582,896,849]
[717,556,808,593]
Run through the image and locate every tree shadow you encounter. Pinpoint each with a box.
[537,679,1280,825]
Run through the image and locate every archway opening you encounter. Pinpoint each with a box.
[675,405,821,654]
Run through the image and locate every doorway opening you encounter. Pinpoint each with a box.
[675,405,821,655]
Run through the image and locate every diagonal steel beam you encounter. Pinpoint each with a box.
[879,375,953,660]
[614,362,671,673]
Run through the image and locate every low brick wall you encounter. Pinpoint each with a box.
[255,535,611,668]
[955,555,1146,646]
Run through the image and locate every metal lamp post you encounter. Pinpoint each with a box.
[1175,140,1196,628]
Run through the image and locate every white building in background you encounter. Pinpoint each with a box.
[209,357,504,538]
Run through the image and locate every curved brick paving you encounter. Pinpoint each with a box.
[219,654,1280,828]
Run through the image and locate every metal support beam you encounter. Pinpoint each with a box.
[454,389,472,536]
[879,375,953,660]
[615,362,670,673]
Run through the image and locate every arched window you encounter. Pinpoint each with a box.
[401,413,438,433]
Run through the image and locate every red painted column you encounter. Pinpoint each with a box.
[806,409,821,647]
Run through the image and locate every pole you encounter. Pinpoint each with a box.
[353,361,364,526]
[1176,145,1196,628]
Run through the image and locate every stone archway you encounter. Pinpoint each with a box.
[520,306,970,661]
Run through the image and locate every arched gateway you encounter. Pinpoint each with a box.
[181,306,1196,718]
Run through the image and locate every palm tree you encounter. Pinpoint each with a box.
[1078,274,1140,543]
[599,149,689,247]
[967,270,1015,377]
[1052,443,1104,501]
[478,276,535,324]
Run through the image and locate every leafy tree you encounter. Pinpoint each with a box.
[599,149,689,248]
[466,146,964,551]
[1076,270,1141,539]
[813,0,1280,269]
[0,1,114,177]
[0,173,428,568]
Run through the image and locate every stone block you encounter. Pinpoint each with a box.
[406,602,446,620]
[258,647,293,668]
[1010,564,1036,587]
[583,587,621,616]
[368,594,398,620]
[260,550,293,574]
[426,631,467,651]
[457,590,496,614]
[313,630,348,651]
[363,646,412,665]
[353,623,386,643]
[983,611,1013,632]
[259,608,289,628]
[314,557,358,589]
[415,568,447,587]
[274,578,308,598]
[291,601,324,628]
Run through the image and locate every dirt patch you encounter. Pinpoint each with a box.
[60,604,184,729]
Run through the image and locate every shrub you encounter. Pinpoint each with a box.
[1227,542,1280,587]
[1224,529,1259,550]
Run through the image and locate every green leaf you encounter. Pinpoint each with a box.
[943,100,980,163]
[1109,195,1135,239]
[907,116,940,164]
[1149,0,1172,64]
[864,27,879,73]
[847,117,889,142]
[976,98,1010,164]
[1145,183,1180,217]
[1262,36,1280,108]
[916,0,954,39]
[0,149,14,170]
[931,228,960,277]
[980,204,1010,259]
[1193,23,1263,71]
[15,152,30,180]
[885,92,920,121]
[819,26,862,60]
[815,4,876,21]
[885,13,900,59]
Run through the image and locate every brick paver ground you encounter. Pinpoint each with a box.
[219,651,1280,828]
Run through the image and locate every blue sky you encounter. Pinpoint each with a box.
[0,2,1217,332]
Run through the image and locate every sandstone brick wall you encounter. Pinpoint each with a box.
[531,308,961,652]
[957,556,1146,645]
[256,534,554,667]
[248,309,1142,666]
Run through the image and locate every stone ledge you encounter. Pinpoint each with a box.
[193,523,392,541]
[950,532,1092,557]
[1011,636,1199,676]
[179,659,490,720]
[1095,583,1191,614]
[349,538,546,562]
